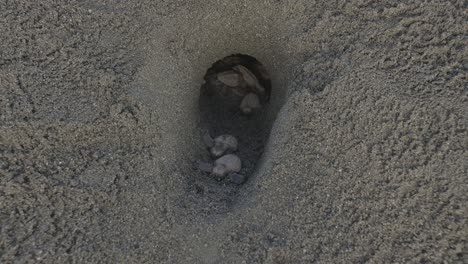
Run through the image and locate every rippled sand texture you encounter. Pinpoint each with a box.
[1,1,466,263]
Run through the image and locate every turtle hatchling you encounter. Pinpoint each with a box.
[197,160,213,173]
[229,172,247,185]
[212,154,242,177]
[210,134,238,157]
[202,54,272,103]
[240,92,261,114]
[217,70,242,88]
[233,65,265,95]
[202,131,214,148]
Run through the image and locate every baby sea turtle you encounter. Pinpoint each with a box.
[197,155,244,182]
[232,65,265,95]
[228,173,247,185]
[202,54,271,103]
[197,154,242,178]
[202,131,215,148]
[202,132,238,157]
[216,65,265,95]
[197,160,214,173]
[216,70,242,88]
[211,134,238,157]
[240,93,261,115]
[212,154,242,178]
[204,134,238,157]
[216,66,265,114]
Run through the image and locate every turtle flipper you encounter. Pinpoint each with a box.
[197,160,214,173]
[202,131,214,148]
[228,172,247,185]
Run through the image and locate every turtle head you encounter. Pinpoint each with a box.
[241,107,252,115]
[212,164,227,177]
[210,144,225,157]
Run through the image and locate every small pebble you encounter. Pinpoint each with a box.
[212,154,242,177]
[211,135,238,157]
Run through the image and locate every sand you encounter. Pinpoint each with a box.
[0,0,467,263]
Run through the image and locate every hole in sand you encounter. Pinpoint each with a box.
[198,54,272,185]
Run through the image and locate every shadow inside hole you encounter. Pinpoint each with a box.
[198,54,272,184]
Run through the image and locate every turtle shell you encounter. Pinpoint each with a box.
[202,54,271,102]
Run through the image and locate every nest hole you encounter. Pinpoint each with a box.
[198,54,272,184]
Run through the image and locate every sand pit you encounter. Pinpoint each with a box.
[1,1,467,263]
[198,54,274,183]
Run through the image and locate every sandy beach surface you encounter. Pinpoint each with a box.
[1,1,467,263]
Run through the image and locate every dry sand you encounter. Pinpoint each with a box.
[1,0,467,263]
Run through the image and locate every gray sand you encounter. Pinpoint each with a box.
[1,1,467,263]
